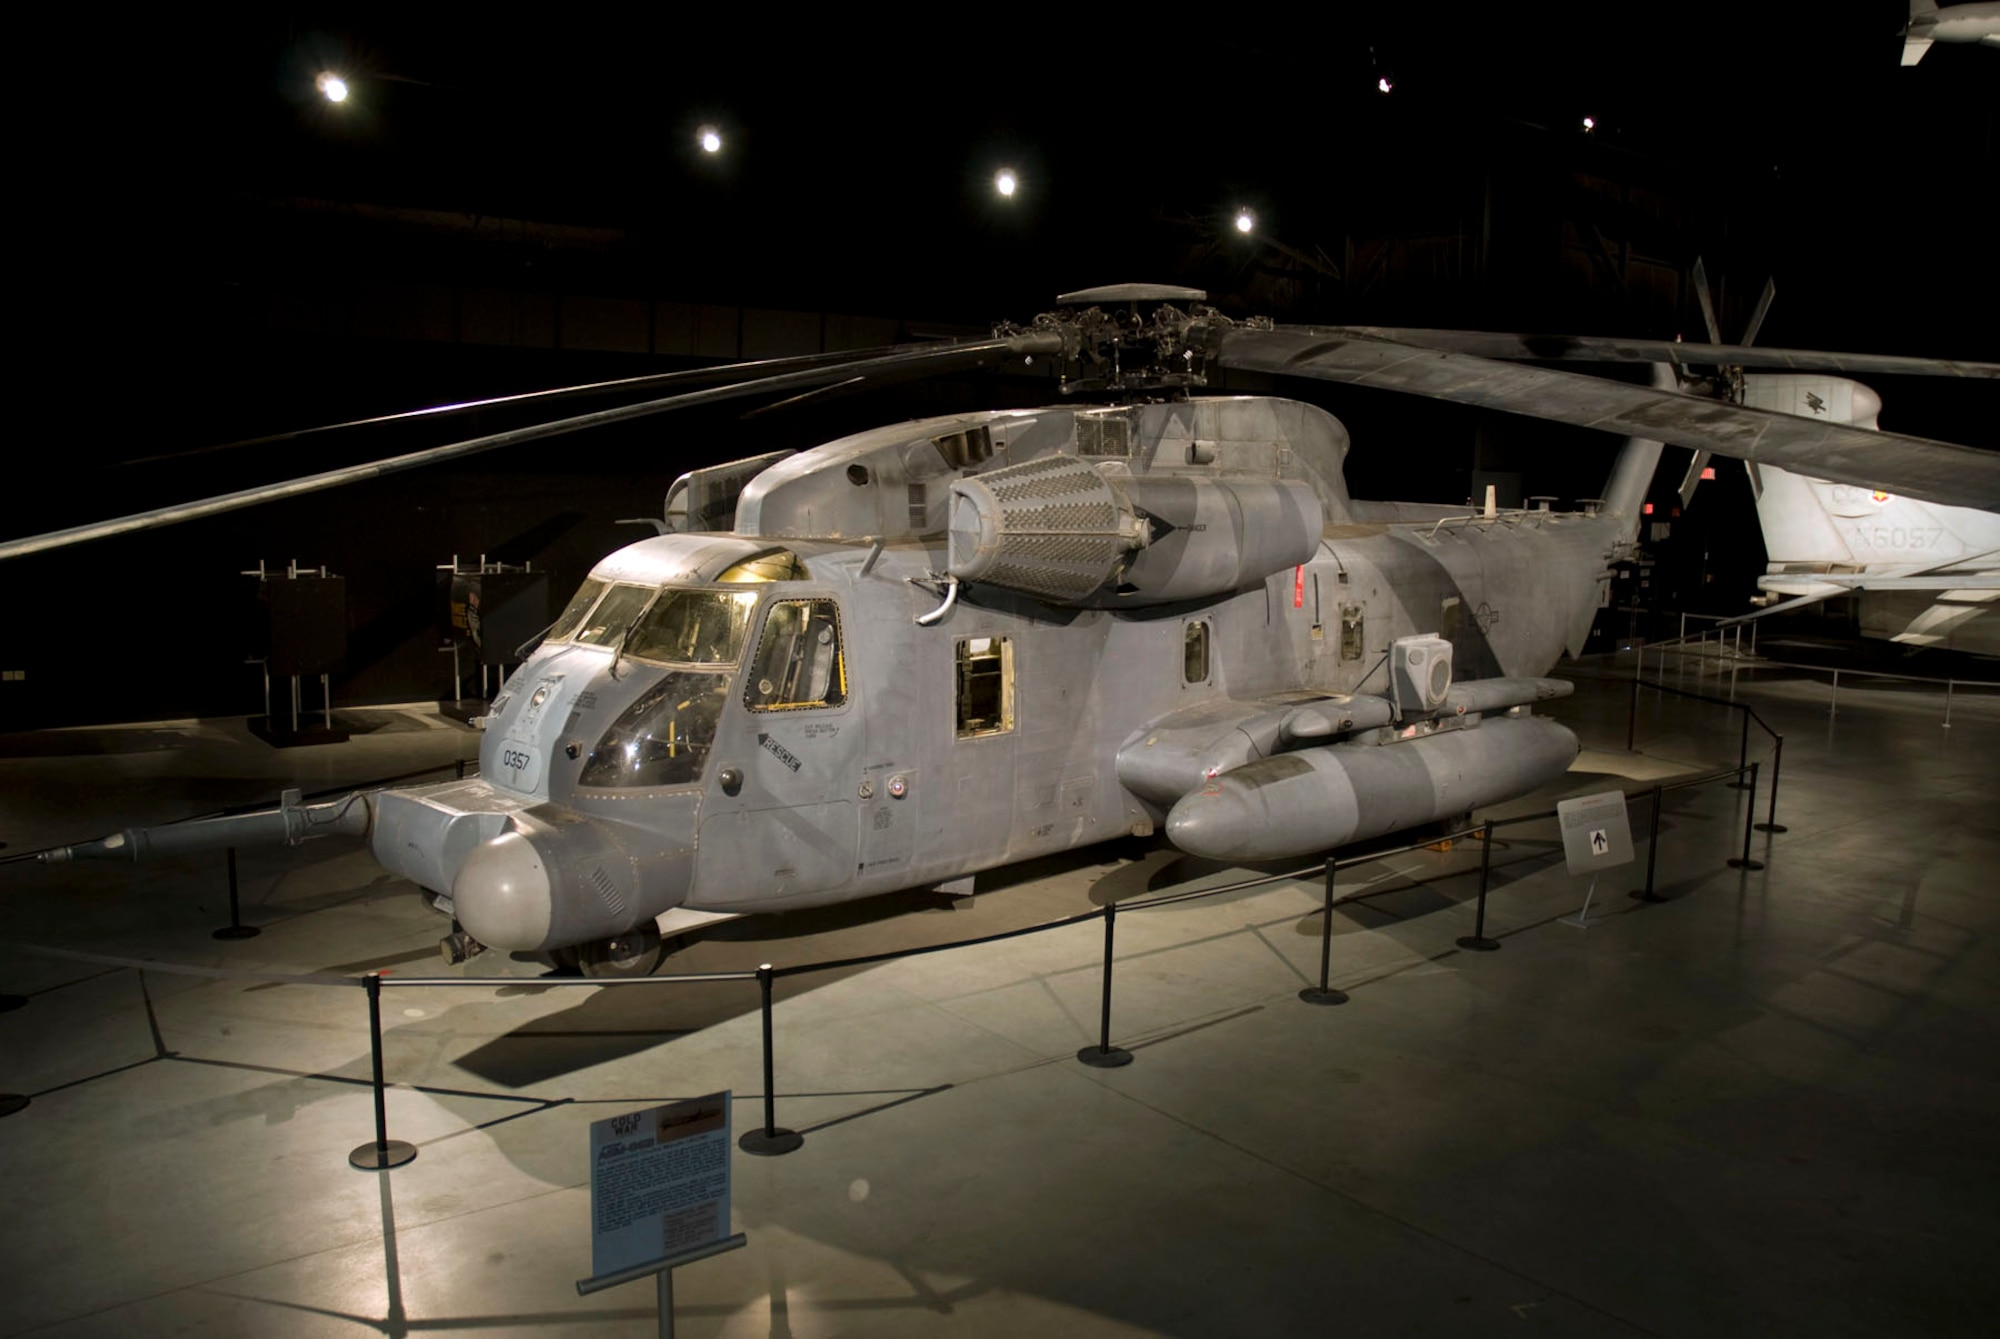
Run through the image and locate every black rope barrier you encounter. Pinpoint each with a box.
[739,965,803,1155]
[1727,763,1765,872]
[1630,784,1667,903]
[7,756,1778,1156]
[1626,675,1785,825]
[1077,901,1133,1067]
[212,847,260,941]
[349,972,418,1171]
[1755,738,1788,834]
[1300,858,1351,1004]
[1456,822,1502,951]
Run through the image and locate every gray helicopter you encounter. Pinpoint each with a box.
[20,285,1997,974]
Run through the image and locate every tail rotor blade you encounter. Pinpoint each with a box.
[1691,257,1724,346]
[1678,449,1713,508]
[1740,278,1777,349]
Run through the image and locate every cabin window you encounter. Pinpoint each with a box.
[578,672,729,789]
[625,590,759,667]
[547,578,609,642]
[571,583,656,647]
[955,636,1013,737]
[745,599,847,711]
[1340,604,1364,661]
[1183,621,1210,685]
[1075,413,1131,458]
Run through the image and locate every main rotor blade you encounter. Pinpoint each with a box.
[1,335,1062,561]
[1217,327,2000,510]
[125,341,942,466]
[1312,329,1999,379]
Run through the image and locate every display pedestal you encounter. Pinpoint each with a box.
[437,697,488,725]
[248,717,351,749]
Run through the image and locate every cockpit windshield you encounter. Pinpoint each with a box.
[547,578,608,642]
[625,590,759,666]
[570,583,655,646]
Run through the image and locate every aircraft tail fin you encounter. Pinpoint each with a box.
[1904,0,1940,63]
[1738,373,1993,573]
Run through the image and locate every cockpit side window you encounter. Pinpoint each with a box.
[571,583,656,647]
[547,578,609,642]
[745,599,847,711]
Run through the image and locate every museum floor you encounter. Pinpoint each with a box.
[2,651,1996,1337]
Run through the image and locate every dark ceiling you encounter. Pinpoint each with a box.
[6,5,1993,728]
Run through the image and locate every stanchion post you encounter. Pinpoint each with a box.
[1728,710,1750,788]
[213,847,261,941]
[1830,669,1840,717]
[1456,822,1501,951]
[738,965,803,1155]
[1,936,28,1107]
[1944,680,1954,730]
[1626,674,1639,752]
[1299,859,1348,1005]
[1755,736,1788,834]
[1728,763,1765,871]
[1630,783,1667,902]
[348,973,417,1170]
[1077,902,1134,1067]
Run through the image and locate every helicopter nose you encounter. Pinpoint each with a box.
[453,830,553,951]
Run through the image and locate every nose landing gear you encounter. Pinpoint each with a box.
[439,930,486,965]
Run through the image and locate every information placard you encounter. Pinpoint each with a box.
[590,1092,732,1279]
[1557,791,1634,874]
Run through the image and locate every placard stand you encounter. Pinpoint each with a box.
[575,1233,747,1338]
[1561,875,1600,929]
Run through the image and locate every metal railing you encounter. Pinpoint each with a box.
[1631,627,1999,729]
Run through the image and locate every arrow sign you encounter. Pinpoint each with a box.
[1557,792,1634,874]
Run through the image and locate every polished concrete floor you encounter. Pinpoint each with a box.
[2,655,1996,1337]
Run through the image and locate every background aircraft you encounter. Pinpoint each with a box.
[1902,1,2000,63]
[1733,372,2000,653]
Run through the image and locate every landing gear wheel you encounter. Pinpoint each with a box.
[576,923,667,978]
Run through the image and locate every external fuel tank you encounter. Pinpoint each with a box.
[1164,716,1579,862]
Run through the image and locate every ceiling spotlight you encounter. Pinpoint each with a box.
[995,168,1018,198]
[1377,76,1393,95]
[1582,115,1596,132]
[1234,208,1255,234]
[698,126,722,154]
[316,72,349,104]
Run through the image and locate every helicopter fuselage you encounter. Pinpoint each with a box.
[367,395,1644,959]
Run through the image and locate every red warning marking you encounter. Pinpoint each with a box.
[1293,566,1305,609]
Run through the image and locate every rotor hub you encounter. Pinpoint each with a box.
[997,285,1270,401]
